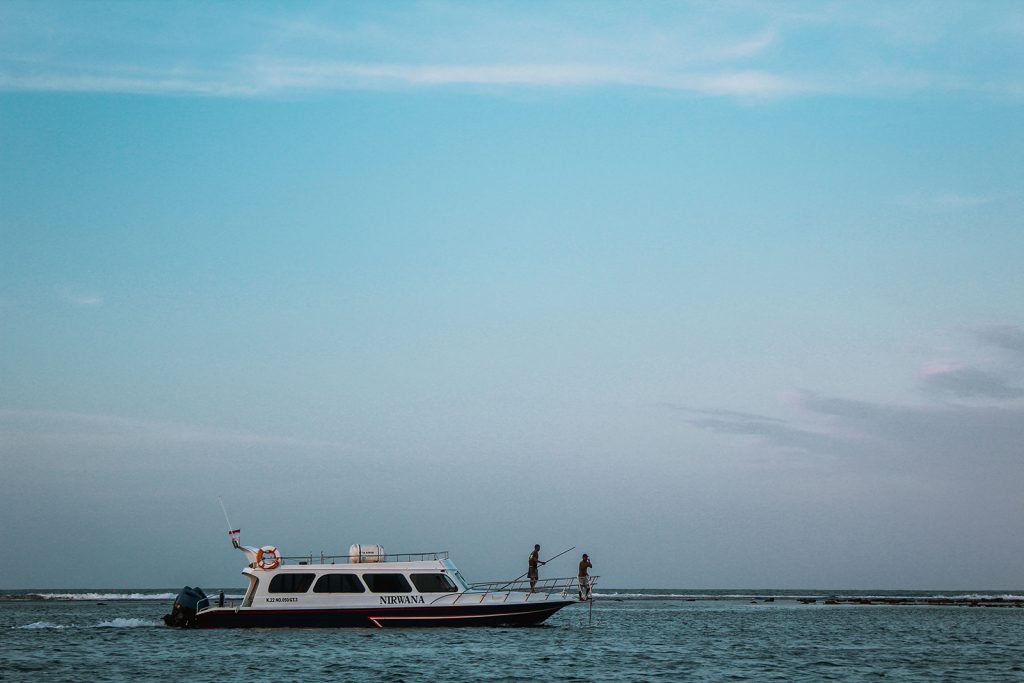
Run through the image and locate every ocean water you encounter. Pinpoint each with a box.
[3,589,1023,681]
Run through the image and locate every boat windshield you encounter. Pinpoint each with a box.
[242,575,258,607]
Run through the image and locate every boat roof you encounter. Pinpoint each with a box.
[247,559,451,572]
[236,545,455,573]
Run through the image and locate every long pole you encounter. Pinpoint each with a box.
[219,497,240,547]
[218,497,233,533]
[500,546,576,589]
[543,545,577,565]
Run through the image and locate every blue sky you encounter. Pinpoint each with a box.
[1,1,1023,589]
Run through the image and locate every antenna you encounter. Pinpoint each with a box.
[219,497,241,548]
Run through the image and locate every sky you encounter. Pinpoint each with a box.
[1,1,1023,591]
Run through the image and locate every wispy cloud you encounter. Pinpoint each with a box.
[681,324,1024,479]
[913,325,1024,401]
[898,193,996,210]
[670,403,871,459]
[0,2,1021,99]
[795,391,1024,472]
[57,286,103,307]
[919,362,1023,400]
[0,409,339,450]
[683,390,1024,478]
[257,61,810,97]
[663,405,787,423]
[0,60,811,99]
[973,324,1024,357]
[0,72,259,97]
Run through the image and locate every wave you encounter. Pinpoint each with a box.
[94,618,160,628]
[592,591,1024,602]
[3,591,243,601]
[593,592,706,599]
[16,592,178,601]
[593,591,812,600]
[947,593,1024,601]
[13,618,160,630]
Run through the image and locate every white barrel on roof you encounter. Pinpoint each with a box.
[348,544,385,563]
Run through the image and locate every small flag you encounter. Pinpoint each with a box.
[228,529,241,535]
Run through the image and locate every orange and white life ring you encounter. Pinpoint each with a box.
[256,546,280,570]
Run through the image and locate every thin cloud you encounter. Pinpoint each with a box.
[897,193,995,210]
[670,404,857,456]
[1,3,1022,99]
[686,415,851,456]
[3,60,811,99]
[919,362,1024,400]
[685,390,1024,478]
[973,324,1024,357]
[665,405,787,423]
[57,287,103,307]
[796,391,1024,472]
[0,72,260,97]
[681,322,1024,473]
[0,409,339,450]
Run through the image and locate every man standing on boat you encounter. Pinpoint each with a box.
[578,553,593,600]
[528,544,545,593]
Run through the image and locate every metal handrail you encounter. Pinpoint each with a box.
[432,575,599,605]
[196,594,236,615]
[275,550,450,565]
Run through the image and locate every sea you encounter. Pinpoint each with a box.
[3,589,1023,682]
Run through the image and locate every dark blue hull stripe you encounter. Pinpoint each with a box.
[196,600,576,628]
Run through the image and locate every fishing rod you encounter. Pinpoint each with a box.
[543,545,576,565]
[219,497,241,548]
[500,546,576,590]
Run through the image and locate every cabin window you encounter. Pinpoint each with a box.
[268,573,315,593]
[313,574,366,593]
[361,573,412,593]
[410,573,458,593]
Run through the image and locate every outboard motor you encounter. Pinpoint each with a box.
[163,586,209,628]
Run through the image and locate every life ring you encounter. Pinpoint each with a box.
[256,546,280,570]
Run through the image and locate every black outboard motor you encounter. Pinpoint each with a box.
[163,586,209,628]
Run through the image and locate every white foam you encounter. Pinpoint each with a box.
[14,621,71,630]
[93,618,159,628]
[949,593,1024,602]
[592,592,702,599]
[35,592,177,601]
[13,618,160,630]
[592,591,1024,602]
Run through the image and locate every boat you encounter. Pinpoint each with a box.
[163,535,597,628]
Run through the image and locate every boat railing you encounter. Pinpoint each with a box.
[195,591,235,614]
[433,575,599,604]
[275,550,451,565]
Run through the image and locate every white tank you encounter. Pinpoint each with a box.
[348,543,386,563]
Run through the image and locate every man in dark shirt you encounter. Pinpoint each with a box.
[528,544,545,593]
[578,553,592,600]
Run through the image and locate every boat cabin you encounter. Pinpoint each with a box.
[240,554,470,609]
